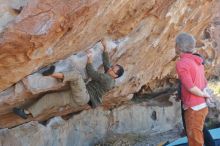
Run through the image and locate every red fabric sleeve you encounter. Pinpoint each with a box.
[176,62,195,90]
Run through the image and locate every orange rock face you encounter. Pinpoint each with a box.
[0,0,218,128]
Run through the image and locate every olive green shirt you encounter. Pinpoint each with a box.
[86,52,115,107]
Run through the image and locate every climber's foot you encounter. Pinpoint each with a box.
[42,65,55,76]
[13,107,28,119]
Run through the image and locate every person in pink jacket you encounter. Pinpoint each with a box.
[175,32,210,146]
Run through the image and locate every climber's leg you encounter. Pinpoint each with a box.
[13,70,90,119]
[62,70,90,106]
[27,91,76,117]
[13,91,75,118]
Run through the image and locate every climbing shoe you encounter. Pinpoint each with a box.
[42,65,55,76]
[13,107,28,119]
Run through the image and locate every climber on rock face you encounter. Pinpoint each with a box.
[13,39,124,119]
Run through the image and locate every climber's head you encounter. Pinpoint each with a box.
[107,64,124,79]
[175,32,196,55]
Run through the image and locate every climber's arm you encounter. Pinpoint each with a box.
[101,40,111,72]
[86,50,104,81]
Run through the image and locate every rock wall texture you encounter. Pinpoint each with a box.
[212,0,220,76]
[0,0,218,129]
[0,96,181,146]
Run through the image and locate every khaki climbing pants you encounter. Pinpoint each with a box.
[28,70,90,117]
[184,107,208,146]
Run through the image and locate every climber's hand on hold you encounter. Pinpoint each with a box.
[87,50,94,63]
[100,38,108,52]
